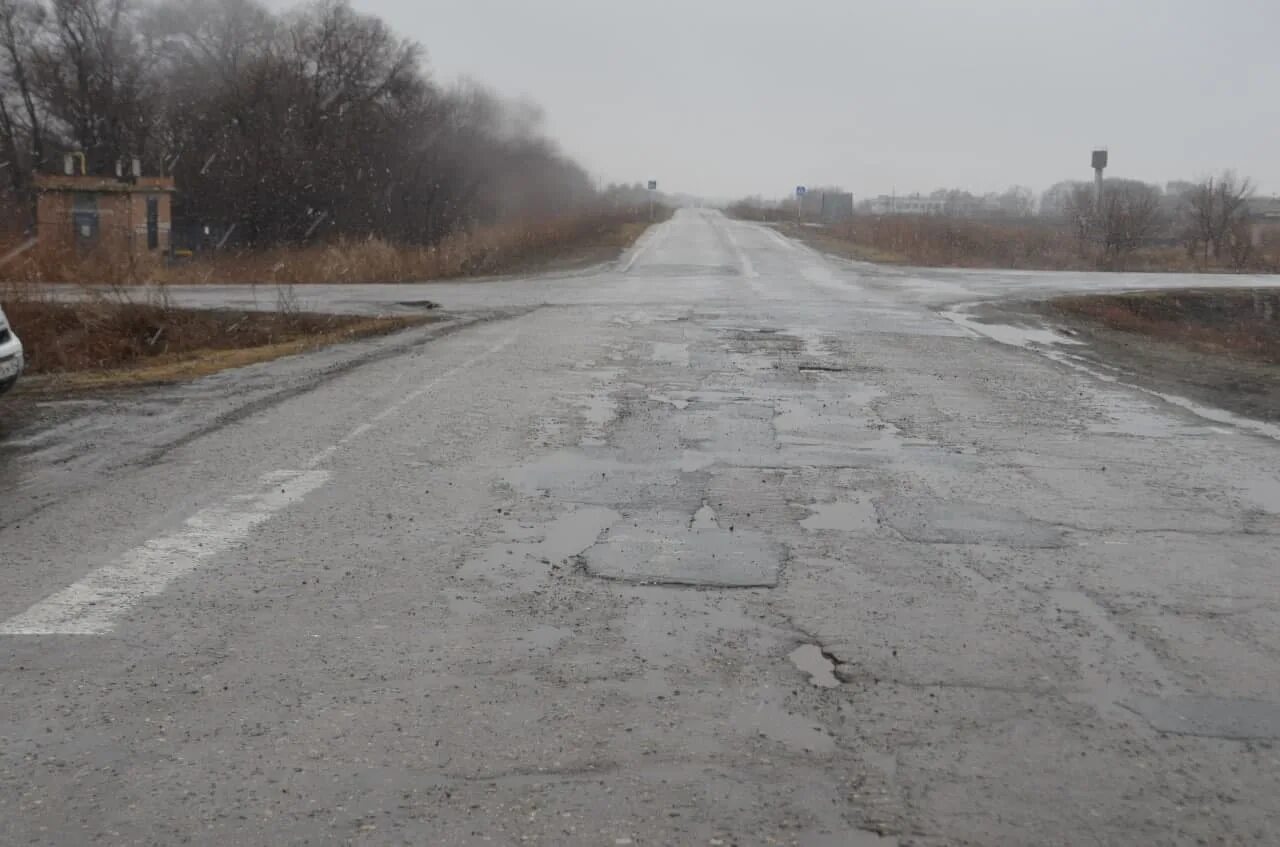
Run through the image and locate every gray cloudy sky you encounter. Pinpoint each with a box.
[350,0,1279,200]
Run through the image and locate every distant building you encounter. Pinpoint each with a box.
[35,164,176,262]
[799,190,854,223]
[1246,196,1280,248]
[867,194,944,215]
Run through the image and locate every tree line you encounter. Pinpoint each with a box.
[728,170,1263,270]
[1042,171,1257,268]
[1,0,607,247]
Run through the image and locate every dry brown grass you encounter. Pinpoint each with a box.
[786,216,1280,273]
[1,283,432,386]
[1050,288,1280,364]
[820,216,1083,269]
[3,208,663,286]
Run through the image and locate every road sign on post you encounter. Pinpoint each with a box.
[795,186,807,223]
[647,180,658,221]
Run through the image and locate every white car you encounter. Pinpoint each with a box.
[0,303,23,395]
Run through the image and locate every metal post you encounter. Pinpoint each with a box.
[1091,149,1108,217]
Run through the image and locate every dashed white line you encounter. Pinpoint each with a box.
[620,221,669,273]
[722,225,758,278]
[0,470,329,635]
[304,333,517,467]
[2,330,521,636]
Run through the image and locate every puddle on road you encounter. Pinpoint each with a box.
[458,507,620,587]
[1242,476,1280,514]
[942,307,1084,349]
[1088,394,1226,439]
[793,326,833,361]
[732,697,837,754]
[879,498,1066,548]
[649,393,691,410]
[691,502,720,530]
[845,385,885,407]
[1125,695,1280,740]
[680,451,716,472]
[800,499,877,532]
[771,393,926,456]
[789,644,841,688]
[577,393,619,444]
[651,342,690,367]
[582,510,782,588]
[542,507,622,559]
[504,450,644,498]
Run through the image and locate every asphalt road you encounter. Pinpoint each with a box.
[3,209,1279,846]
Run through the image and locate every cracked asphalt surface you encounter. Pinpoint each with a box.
[3,209,1280,845]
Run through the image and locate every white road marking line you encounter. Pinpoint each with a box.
[620,221,669,273]
[722,225,758,278]
[766,227,798,251]
[304,334,517,468]
[0,469,329,636]
[2,329,519,636]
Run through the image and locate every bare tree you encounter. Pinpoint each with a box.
[1183,171,1254,266]
[1098,180,1163,269]
[1062,182,1096,254]
[1,0,601,248]
[997,185,1035,218]
[0,0,46,195]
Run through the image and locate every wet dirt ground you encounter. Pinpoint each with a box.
[2,210,1279,845]
[1042,297,1280,423]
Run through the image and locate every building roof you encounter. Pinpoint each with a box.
[34,174,176,194]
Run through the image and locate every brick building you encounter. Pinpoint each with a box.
[35,170,176,262]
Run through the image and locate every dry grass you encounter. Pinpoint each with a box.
[3,208,664,286]
[820,216,1083,269]
[1049,288,1280,364]
[1,283,433,387]
[783,216,1280,273]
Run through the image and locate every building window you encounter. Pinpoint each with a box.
[147,197,160,250]
[72,193,99,249]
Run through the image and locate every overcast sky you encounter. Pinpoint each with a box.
[348,0,1280,201]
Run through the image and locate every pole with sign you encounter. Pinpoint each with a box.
[647,180,658,222]
[795,186,807,224]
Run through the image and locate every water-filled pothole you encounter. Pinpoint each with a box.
[789,644,840,688]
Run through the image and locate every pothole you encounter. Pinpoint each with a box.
[690,502,719,530]
[800,499,877,532]
[877,498,1066,548]
[581,509,782,588]
[789,644,841,688]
